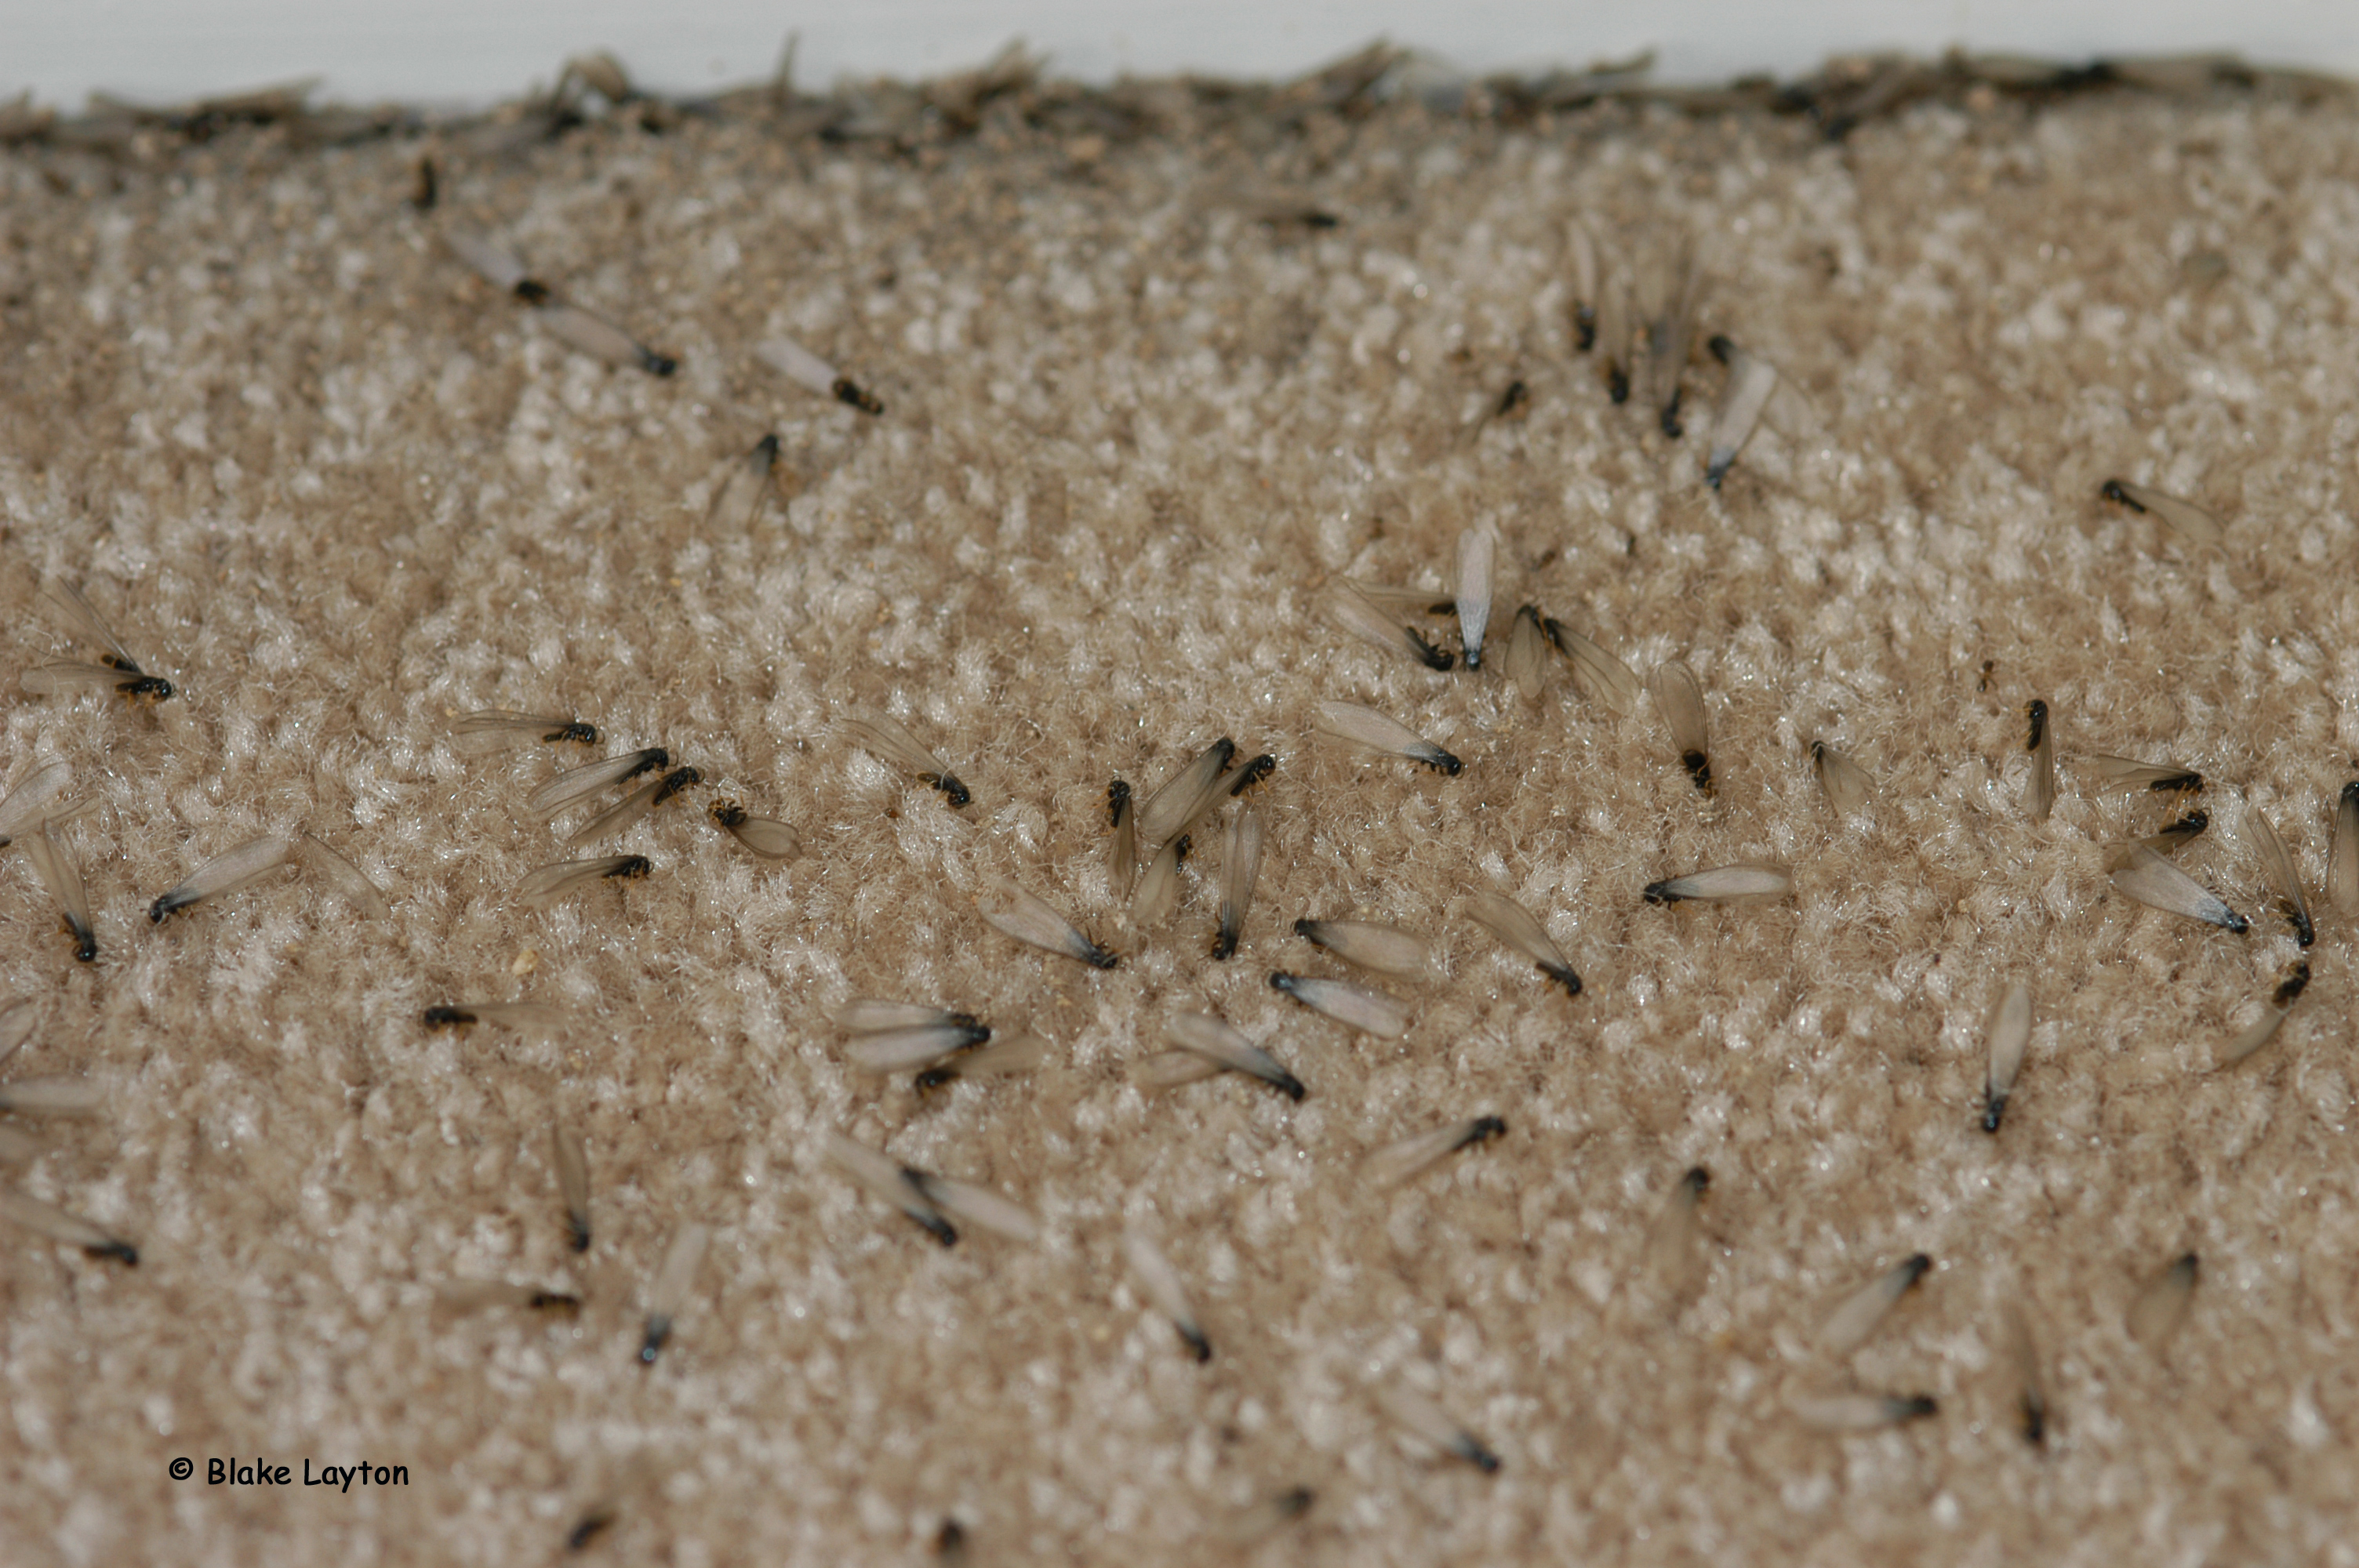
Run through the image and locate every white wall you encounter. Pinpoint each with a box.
[5,0,2355,108]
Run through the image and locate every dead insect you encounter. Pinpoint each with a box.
[2024,699,2055,824]
[637,1223,710,1365]
[1121,1221,1209,1361]
[1819,1253,1933,1356]
[755,336,884,415]
[707,434,781,532]
[1456,526,1496,670]
[420,1001,564,1035]
[1328,585,1456,672]
[2106,844,2247,932]
[1982,983,2032,1133]
[449,710,599,753]
[1139,1013,1305,1101]
[1268,971,1410,1038]
[707,800,800,858]
[447,232,678,376]
[1378,1383,1500,1472]
[1539,618,1643,713]
[529,749,671,817]
[1292,917,1435,979]
[1365,1115,1507,1189]
[2099,478,2225,551]
[517,854,653,907]
[1463,890,1580,996]
[1643,864,1794,905]
[21,579,175,703]
[149,834,295,922]
[1649,661,1714,795]
[1703,335,1779,488]
[840,715,969,808]
[978,880,1118,969]
[1211,801,1266,960]
[1312,702,1461,775]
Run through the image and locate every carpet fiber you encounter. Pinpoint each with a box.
[2,54,2356,1566]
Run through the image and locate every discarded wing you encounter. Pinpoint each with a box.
[707,434,780,532]
[149,834,295,922]
[1641,1166,1710,1299]
[707,800,800,858]
[841,715,969,808]
[1703,336,1779,488]
[1455,527,1496,670]
[1809,741,1874,819]
[1643,864,1793,905]
[0,1077,104,1116]
[529,748,671,817]
[516,854,652,907]
[2242,806,2313,946]
[2100,478,2225,550]
[1339,580,1456,620]
[1649,661,1714,795]
[2107,844,2247,932]
[1503,606,1548,702]
[1539,619,1643,713]
[1378,1383,1500,1472]
[979,880,1118,970]
[1292,917,1434,978]
[1129,831,1192,930]
[20,821,96,961]
[0,762,71,846]
[755,336,884,415]
[2023,700,2055,824]
[450,710,598,754]
[1364,1116,1507,1189]
[1327,586,1454,671]
[1120,1222,1210,1360]
[638,1223,711,1364]
[1268,971,1410,1038]
[298,833,391,920]
[1819,1254,1932,1356]
[1312,702,1461,775]
[1982,982,2032,1133]
[1464,890,1580,996]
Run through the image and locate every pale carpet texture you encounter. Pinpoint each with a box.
[3,63,2358,1568]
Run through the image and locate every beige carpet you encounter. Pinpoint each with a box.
[2,51,2356,1566]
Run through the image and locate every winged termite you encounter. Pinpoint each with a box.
[2139,809,2208,855]
[421,1002,565,1035]
[2335,782,2359,915]
[449,710,598,754]
[1,1188,137,1263]
[20,821,95,961]
[517,855,653,907]
[1339,580,1456,619]
[1326,586,1455,671]
[1787,1392,1939,1432]
[1136,739,1236,845]
[845,1014,991,1073]
[1819,1254,1932,1356]
[912,1032,1047,1090]
[707,434,780,532]
[904,1172,1037,1243]
[435,1279,582,1316]
[1223,1486,1316,1544]
[148,834,294,922]
[1216,753,1277,800]
[2024,699,2055,824]
[23,579,174,702]
[552,1124,591,1252]
[2083,753,2203,797]
[1364,1116,1506,1189]
[637,1223,710,1364]
[1107,781,1137,893]
[841,715,969,808]
[755,336,884,415]
[1141,1013,1304,1101]
[1645,246,1703,437]
[1640,1166,1710,1305]
[0,763,71,845]
[1650,662,1714,795]
[2001,1305,2048,1446]
[1463,890,1580,996]
[2242,806,2312,946]
[1292,917,1434,978]
[1598,263,1634,402]
[298,833,391,920]
[707,801,800,858]
[1312,702,1461,775]
[1703,335,1779,488]
[1120,1221,1209,1360]
[0,1077,104,1116]
[980,880,1118,969]
[2099,478,2225,550]
[1539,619,1642,713]
[1982,982,2032,1133]
[1808,740,1874,819]
[1212,802,1265,960]
[2107,844,2247,932]
[1130,832,1192,930]
[1643,864,1793,905]
[448,232,678,376]
[1378,1383,1499,1472]
[1568,220,1600,351]
[528,749,671,817]
[1455,527,1495,670]
[568,767,702,845]
[2215,962,2309,1069]
[1268,971,1410,1038]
